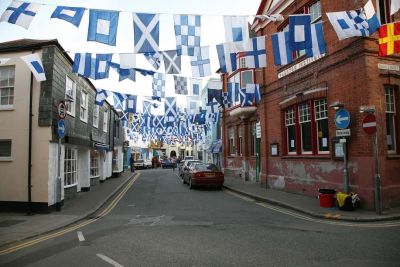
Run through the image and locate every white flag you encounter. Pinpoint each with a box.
[20,53,46,81]
[119,53,136,69]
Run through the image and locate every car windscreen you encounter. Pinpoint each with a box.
[186,160,200,166]
[194,164,219,171]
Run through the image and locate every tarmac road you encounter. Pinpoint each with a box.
[1,168,399,266]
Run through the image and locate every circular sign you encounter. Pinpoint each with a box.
[58,102,66,119]
[362,114,377,134]
[334,109,350,129]
[57,119,66,138]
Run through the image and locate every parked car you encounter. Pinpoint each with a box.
[179,160,201,178]
[182,163,224,190]
[133,159,144,169]
[144,159,152,168]
[162,159,176,168]
[184,156,194,160]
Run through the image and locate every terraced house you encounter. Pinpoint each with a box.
[221,0,400,210]
[0,39,125,213]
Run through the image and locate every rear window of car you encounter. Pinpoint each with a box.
[136,160,144,163]
[186,160,200,166]
[195,164,219,171]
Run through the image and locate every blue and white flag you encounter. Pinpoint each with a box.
[187,99,200,114]
[0,1,40,29]
[110,62,136,82]
[241,36,267,68]
[271,31,293,66]
[20,53,46,81]
[190,46,211,77]
[51,6,85,27]
[288,14,312,51]
[152,73,165,98]
[327,1,380,40]
[113,92,127,110]
[88,10,119,46]
[224,16,249,42]
[239,88,252,107]
[165,97,177,122]
[174,76,188,95]
[72,53,92,77]
[222,92,230,107]
[305,22,326,58]
[190,78,202,97]
[126,95,137,113]
[174,14,201,56]
[95,89,108,106]
[216,42,237,73]
[143,101,151,116]
[207,80,223,105]
[246,83,261,104]
[227,82,240,106]
[133,13,160,53]
[144,52,162,70]
[119,53,136,69]
[93,54,112,79]
[206,99,219,114]
[163,50,181,74]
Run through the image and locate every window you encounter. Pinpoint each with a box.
[65,76,76,116]
[80,91,88,122]
[93,105,99,128]
[240,70,254,89]
[0,66,15,109]
[229,127,236,155]
[377,0,392,24]
[238,126,243,156]
[285,107,297,154]
[251,121,256,156]
[90,150,100,178]
[314,99,329,153]
[0,140,11,159]
[309,0,322,23]
[228,73,241,107]
[103,110,108,132]
[385,86,397,153]
[64,147,77,187]
[239,57,247,69]
[284,98,329,156]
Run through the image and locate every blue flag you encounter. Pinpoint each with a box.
[88,10,119,46]
[51,6,85,27]
[288,15,312,51]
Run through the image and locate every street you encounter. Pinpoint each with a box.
[1,168,399,267]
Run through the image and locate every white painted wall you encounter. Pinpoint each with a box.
[78,148,90,189]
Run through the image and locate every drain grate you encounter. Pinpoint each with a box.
[0,219,25,227]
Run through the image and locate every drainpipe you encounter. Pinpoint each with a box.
[27,50,35,215]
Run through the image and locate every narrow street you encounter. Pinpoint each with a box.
[1,169,399,267]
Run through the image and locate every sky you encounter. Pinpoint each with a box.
[0,0,261,113]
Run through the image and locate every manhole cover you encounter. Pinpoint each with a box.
[0,219,25,227]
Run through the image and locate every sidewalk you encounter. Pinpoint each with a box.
[0,171,136,248]
[223,176,400,222]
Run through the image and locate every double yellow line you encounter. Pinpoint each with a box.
[0,173,140,256]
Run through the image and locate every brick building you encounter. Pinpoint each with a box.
[0,39,125,213]
[221,0,400,210]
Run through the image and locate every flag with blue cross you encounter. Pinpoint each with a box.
[190,46,211,78]
[1,1,41,29]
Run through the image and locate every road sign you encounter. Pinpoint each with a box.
[57,102,66,119]
[336,129,351,137]
[57,119,65,138]
[335,109,350,129]
[362,114,377,134]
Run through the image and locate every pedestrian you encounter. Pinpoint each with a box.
[130,155,135,173]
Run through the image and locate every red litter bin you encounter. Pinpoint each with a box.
[318,189,336,208]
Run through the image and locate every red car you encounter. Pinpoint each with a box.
[183,163,224,190]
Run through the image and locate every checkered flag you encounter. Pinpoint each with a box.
[144,52,162,70]
[174,14,201,56]
[152,73,165,98]
[222,92,230,107]
[174,76,188,95]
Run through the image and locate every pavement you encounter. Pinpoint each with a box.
[1,170,400,250]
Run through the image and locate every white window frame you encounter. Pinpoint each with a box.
[0,66,15,110]
[65,76,76,117]
[285,108,297,155]
[64,147,78,188]
[298,102,312,154]
[240,70,254,89]
[309,0,322,23]
[228,74,241,107]
[385,87,397,154]
[314,99,329,154]
[103,110,108,132]
[229,127,236,156]
[93,105,99,128]
[90,150,100,178]
[80,90,88,123]
[0,139,12,161]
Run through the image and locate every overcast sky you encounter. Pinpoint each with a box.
[0,0,261,112]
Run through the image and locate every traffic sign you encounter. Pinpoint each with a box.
[336,129,351,137]
[57,119,65,138]
[256,122,261,138]
[335,109,350,129]
[57,102,66,119]
[362,114,377,134]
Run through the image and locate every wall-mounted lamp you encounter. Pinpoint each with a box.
[359,106,376,114]
[329,101,344,110]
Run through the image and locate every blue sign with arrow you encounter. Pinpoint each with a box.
[57,119,65,138]
[335,109,350,129]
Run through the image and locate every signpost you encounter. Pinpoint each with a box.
[57,102,66,119]
[335,108,350,194]
[362,114,377,135]
[56,117,65,211]
[334,109,350,129]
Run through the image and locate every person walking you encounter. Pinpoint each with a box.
[130,155,135,173]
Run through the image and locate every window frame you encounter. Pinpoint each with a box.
[80,90,88,123]
[65,76,76,117]
[385,86,398,154]
[64,147,78,188]
[285,107,297,155]
[298,102,313,154]
[103,110,108,133]
[229,127,236,156]
[377,0,392,24]
[93,105,99,128]
[314,99,330,154]
[90,150,100,178]
[0,65,15,110]
[0,139,12,160]
[238,126,243,156]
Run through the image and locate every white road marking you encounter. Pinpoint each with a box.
[77,231,85,242]
[97,253,124,267]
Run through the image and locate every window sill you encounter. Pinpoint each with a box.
[281,155,331,160]
[64,183,78,189]
[0,157,12,162]
[387,154,400,159]
[90,175,100,179]
[67,113,75,118]
[0,107,14,111]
